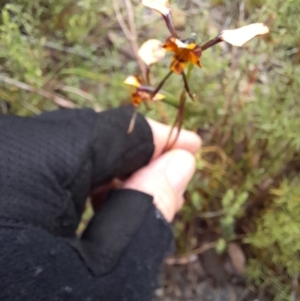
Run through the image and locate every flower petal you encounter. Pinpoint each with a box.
[221,23,269,47]
[189,52,202,68]
[170,57,186,74]
[153,93,165,101]
[137,90,165,102]
[142,0,170,16]
[138,39,166,65]
[132,92,142,106]
[124,75,142,87]
[163,37,179,53]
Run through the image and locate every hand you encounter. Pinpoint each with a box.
[124,118,200,222]
[0,106,200,301]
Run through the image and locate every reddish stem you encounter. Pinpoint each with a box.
[150,70,173,100]
[182,71,195,101]
[163,13,179,38]
[200,36,223,51]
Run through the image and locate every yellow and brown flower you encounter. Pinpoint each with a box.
[163,36,202,74]
[124,75,165,107]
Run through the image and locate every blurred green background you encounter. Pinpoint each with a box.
[0,0,300,299]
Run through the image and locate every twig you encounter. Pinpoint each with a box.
[199,210,224,218]
[113,0,147,81]
[20,100,42,115]
[165,254,198,265]
[21,35,98,61]
[127,107,138,133]
[112,0,132,40]
[124,0,137,39]
[124,0,147,78]
[239,0,245,25]
[57,85,101,111]
[291,273,298,301]
[0,74,75,109]
[37,14,102,95]
[0,101,9,114]
[165,241,217,265]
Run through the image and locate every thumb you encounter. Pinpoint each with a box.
[123,149,196,222]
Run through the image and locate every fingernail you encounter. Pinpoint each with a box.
[165,150,196,195]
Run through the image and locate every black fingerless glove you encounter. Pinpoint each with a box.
[0,107,173,301]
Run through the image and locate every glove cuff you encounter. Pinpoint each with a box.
[70,189,174,277]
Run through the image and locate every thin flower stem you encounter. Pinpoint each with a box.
[162,116,178,152]
[200,36,223,51]
[182,71,195,101]
[151,70,173,100]
[163,13,179,38]
[146,65,151,85]
[163,90,186,152]
[186,61,194,79]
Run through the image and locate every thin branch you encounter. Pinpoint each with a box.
[20,100,42,115]
[112,0,132,41]
[124,0,137,39]
[0,101,10,114]
[165,241,217,265]
[239,0,245,25]
[21,35,97,60]
[113,0,147,81]
[199,210,224,218]
[124,0,147,80]
[0,74,75,109]
[127,107,138,133]
[291,273,299,301]
[57,85,101,111]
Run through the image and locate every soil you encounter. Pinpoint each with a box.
[153,259,271,301]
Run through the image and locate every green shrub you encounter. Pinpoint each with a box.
[246,179,300,300]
